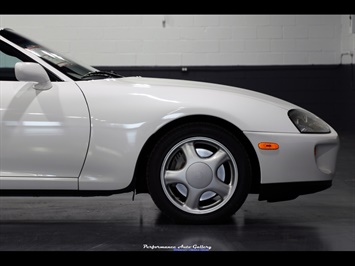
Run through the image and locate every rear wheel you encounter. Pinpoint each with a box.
[146,122,252,224]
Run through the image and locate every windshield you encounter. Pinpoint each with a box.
[0,28,99,80]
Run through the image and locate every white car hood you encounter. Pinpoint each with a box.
[119,76,299,110]
[77,75,302,134]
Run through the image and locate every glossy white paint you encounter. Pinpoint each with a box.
[0,30,340,194]
[0,177,77,190]
[244,130,339,184]
[77,76,302,190]
[15,62,52,90]
[0,80,90,179]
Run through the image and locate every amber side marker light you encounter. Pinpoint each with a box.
[258,142,279,150]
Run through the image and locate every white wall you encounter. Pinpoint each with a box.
[0,14,350,66]
[340,14,355,64]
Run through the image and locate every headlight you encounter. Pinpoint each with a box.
[288,109,330,133]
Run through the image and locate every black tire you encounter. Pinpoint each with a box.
[146,122,252,224]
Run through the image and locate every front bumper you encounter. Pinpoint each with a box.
[244,129,339,201]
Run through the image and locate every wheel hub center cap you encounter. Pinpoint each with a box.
[186,162,213,189]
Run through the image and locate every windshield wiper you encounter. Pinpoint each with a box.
[81,70,124,80]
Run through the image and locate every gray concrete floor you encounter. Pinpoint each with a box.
[0,132,354,252]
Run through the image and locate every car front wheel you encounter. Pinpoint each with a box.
[146,122,252,224]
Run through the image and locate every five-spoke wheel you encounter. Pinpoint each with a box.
[147,122,252,224]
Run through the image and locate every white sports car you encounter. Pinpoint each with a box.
[0,28,340,224]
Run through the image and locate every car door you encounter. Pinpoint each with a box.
[0,40,90,190]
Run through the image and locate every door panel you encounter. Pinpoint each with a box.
[0,80,90,178]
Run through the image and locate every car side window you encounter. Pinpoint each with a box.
[0,41,23,81]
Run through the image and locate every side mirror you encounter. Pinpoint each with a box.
[15,62,52,90]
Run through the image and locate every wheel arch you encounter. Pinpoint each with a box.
[133,115,261,195]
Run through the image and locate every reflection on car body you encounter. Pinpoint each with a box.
[0,28,340,224]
